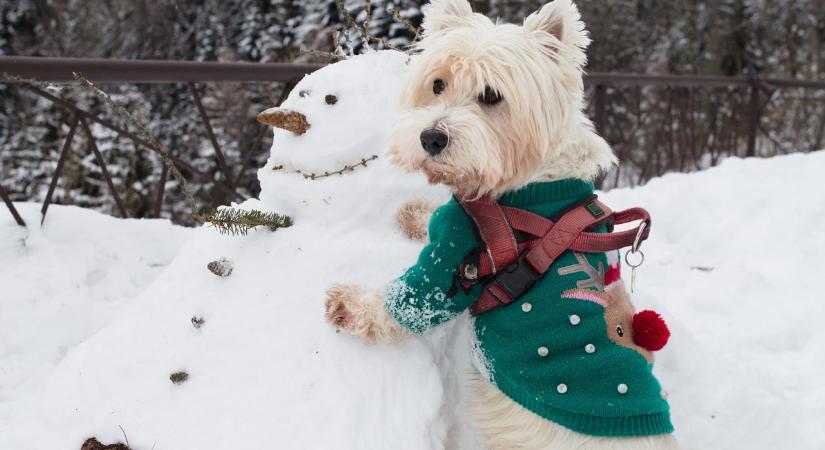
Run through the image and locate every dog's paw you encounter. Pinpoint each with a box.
[324,283,365,332]
[395,199,437,242]
[324,283,409,344]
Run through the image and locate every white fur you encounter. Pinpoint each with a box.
[388,0,616,199]
[470,374,681,450]
[324,284,409,344]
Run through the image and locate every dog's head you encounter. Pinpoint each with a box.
[388,0,615,199]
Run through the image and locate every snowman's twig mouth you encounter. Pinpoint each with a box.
[257,108,310,135]
[271,155,379,180]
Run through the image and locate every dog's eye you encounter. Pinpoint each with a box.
[478,86,503,106]
[616,325,624,337]
[433,79,446,95]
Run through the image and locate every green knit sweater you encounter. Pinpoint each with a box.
[385,179,672,437]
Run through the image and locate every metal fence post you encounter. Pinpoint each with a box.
[594,83,608,137]
[190,83,233,186]
[593,84,609,189]
[41,115,80,224]
[746,77,761,158]
[80,117,129,218]
[153,164,169,218]
[0,182,26,226]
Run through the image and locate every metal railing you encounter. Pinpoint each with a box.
[2,56,825,227]
[1,57,325,227]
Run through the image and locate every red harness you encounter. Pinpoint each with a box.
[456,196,651,315]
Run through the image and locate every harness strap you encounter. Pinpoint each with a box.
[459,197,651,316]
[523,199,612,274]
[502,206,651,253]
[460,201,518,274]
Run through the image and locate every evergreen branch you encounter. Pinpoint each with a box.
[71,72,201,219]
[202,207,293,236]
[272,154,378,180]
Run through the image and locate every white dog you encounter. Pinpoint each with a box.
[325,1,682,449]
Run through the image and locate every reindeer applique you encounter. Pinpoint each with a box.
[559,253,670,362]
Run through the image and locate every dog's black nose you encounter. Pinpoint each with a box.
[420,128,449,156]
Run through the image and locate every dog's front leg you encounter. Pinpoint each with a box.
[395,199,437,242]
[324,284,410,344]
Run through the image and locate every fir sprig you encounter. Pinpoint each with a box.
[202,207,293,236]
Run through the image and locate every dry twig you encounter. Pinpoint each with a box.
[71,72,201,219]
[272,155,379,180]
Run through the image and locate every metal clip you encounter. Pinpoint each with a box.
[626,222,647,293]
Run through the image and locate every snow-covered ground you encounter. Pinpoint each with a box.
[0,204,192,406]
[1,52,824,449]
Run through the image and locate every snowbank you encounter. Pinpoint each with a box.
[1,50,823,450]
[603,152,825,449]
[0,204,191,410]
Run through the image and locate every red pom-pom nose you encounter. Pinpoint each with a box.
[632,310,670,351]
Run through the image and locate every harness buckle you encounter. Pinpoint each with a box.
[486,253,541,304]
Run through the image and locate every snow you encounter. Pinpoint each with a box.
[1,51,824,449]
[604,152,825,449]
[0,204,191,406]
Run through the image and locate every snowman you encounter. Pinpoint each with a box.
[0,52,482,450]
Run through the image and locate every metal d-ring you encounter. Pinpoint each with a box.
[625,248,645,268]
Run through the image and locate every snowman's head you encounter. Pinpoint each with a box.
[257,52,410,175]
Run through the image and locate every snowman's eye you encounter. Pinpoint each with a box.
[616,325,624,337]
[433,79,446,95]
[325,94,338,105]
[299,90,311,98]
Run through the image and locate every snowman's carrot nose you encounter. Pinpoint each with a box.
[257,108,310,135]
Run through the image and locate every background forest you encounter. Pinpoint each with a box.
[1,0,824,223]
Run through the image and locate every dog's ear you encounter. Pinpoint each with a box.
[422,0,473,36]
[524,0,590,51]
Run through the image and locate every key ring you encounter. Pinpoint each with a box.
[625,248,645,268]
